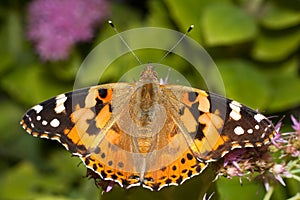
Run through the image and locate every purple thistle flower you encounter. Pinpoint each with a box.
[271,121,288,148]
[272,164,292,186]
[225,166,244,178]
[99,179,115,193]
[223,148,248,170]
[263,177,271,191]
[285,144,300,157]
[291,115,300,134]
[27,0,109,61]
[85,169,115,193]
[272,116,300,157]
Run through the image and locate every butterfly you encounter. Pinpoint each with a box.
[20,65,275,191]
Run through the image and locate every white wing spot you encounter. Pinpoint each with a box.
[247,129,253,134]
[229,101,242,121]
[230,111,241,121]
[231,101,242,107]
[255,125,259,130]
[42,120,48,126]
[36,116,41,121]
[50,118,60,128]
[234,126,244,135]
[33,105,43,114]
[54,94,67,114]
[254,114,265,123]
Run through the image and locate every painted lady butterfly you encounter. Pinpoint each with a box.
[20,66,275,191]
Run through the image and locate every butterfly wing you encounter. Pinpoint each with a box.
[20,81,276,191]
[21,83,150,188]
[161,84,276,162]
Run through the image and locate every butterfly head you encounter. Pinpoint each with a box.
[139,65,159,83]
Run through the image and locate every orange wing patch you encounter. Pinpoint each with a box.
[143,149,207,190]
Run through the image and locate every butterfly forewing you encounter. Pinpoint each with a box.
[161,84,276,161]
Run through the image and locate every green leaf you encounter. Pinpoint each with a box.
[251,29,300,62]
[0,100,23,142]
[27,196,85,200]
[0,160,96,200]
[201,2,257,46]
[0,99,29,161]
[217,177,265,200]
[0,10,23,74]
[50,51,81,81]
[163,0,215,41]
[261,58,300,112]
[285,179,300,199]
[50,150,85,186]
[6,10,24,56]
[217,59,270,110]
[108,3,144,30]
[146,0,173,28]
[163,0,210,27]
[267,76,300,112]
[260,3,300,29]
[0,162,40,199]
[0,64,72,106]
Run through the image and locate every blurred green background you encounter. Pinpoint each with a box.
[0,0,299,199]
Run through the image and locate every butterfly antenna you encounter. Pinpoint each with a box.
[158,25,194,63]
[108,20,142,65]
